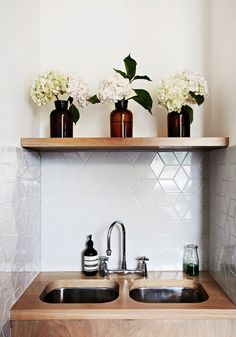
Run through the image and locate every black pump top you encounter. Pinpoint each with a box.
[87,234,94,248]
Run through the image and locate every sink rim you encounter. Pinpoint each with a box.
[42,278,119,292]
[129,279,209,304]
[129,278,204,290]
[40,279,119,304]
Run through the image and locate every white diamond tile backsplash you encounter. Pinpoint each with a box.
[210,146,236,304]
[41,151,209,272]
[0,146,40,337]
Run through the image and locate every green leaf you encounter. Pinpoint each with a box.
[87,95,100,104]
[132,89,153,114]
[124,54,137,81]
[114,68,128,78]
[131,75,152,82]
[69,103,80,124]
[189,91,204,105]
[182,105,193,124]
[68,96,73,105]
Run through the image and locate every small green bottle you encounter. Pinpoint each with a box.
[186,244,199,276]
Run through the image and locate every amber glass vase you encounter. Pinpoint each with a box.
[180,110,190,137]
[50,100,73,138]
[167,111,180,137]
[110,100,133,137]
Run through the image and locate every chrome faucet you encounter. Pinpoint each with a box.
[99,220,149,278]
[106,220,127,270]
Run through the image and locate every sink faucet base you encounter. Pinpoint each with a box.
[99,221,149,278]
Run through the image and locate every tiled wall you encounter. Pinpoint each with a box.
[0,146,40,337]
[41,151,209,272]
[3,144,236,337]
[210,146,236,304]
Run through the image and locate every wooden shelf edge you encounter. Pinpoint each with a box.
[21,137,229,151]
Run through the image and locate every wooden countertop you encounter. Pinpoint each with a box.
[11,272,236,321]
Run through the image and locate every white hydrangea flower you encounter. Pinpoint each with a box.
[97,73,134,103]
[157,76,189,112]
[177,69,208,100]
[31,71,69,105]
[68,76,90,108]
[157,70,208,112]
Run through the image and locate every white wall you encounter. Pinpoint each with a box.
[41,151,209,272]
[40,0,210,272]
[0,147,41,337]
[207,0,236,305]
[39,0,210,138]
[0,0,40,146]
[209,0,236,145]
[0,1,41,336]
[210,146,236,304]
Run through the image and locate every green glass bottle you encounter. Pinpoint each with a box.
[186,244,199,276]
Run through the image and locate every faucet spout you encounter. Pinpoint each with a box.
[106,220,127,270]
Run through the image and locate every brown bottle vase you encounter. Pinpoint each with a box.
[110,100,133,137]
[180,110,190,137]
[50,100,73,138]
[167,111,180,137]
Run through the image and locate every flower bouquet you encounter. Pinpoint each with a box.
[157,70,208,137]
[157,69,208,137]
[89,54,153,112]
[31,71,90,137]
[31,70,90,123]
[88,54,153,137]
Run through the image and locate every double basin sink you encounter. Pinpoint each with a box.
[40,278,209,304]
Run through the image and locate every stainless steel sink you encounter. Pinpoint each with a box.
[129,280,209,303]
[40,279,119,304]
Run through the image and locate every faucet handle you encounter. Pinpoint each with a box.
[100,256,109,262]
[138,256,149,262]
[138,256,149,278]
[99,256,109,277]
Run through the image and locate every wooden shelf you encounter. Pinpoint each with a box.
[21,137,229,151]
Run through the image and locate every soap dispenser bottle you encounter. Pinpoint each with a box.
[83,235,98,276]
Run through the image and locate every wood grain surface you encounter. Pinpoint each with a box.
[20,137,229,151]
[11,319,236,337]
[11,272,236,337]
[10,272,236,321]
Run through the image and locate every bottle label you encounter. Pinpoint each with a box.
[84,255,98,272]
